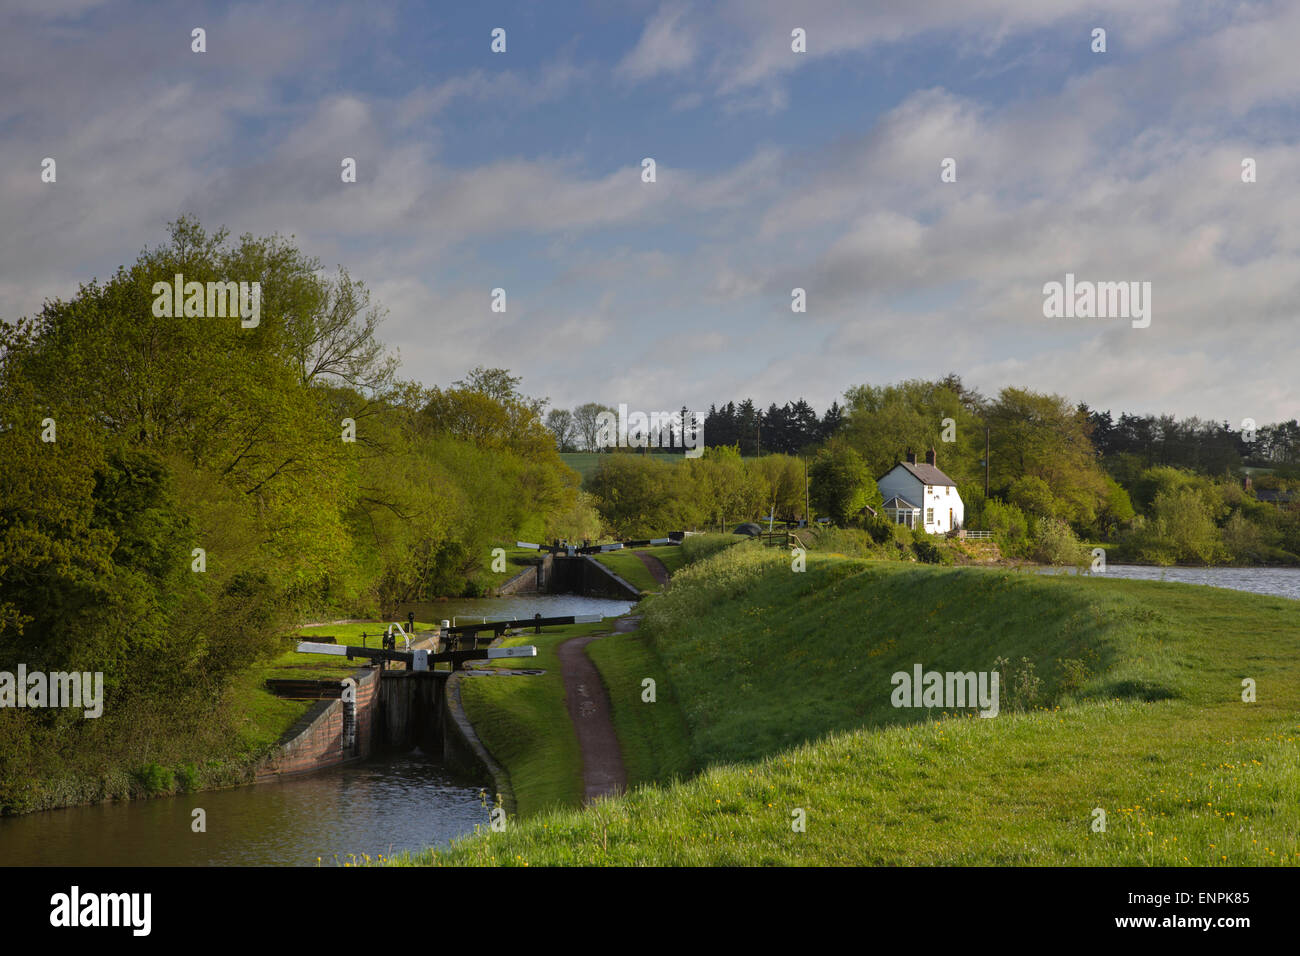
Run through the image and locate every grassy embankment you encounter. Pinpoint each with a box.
[398,539,1300,865]
[453,535,735,813]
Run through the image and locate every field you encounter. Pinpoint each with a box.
[397,543,1300,866]
[560,451,687,485]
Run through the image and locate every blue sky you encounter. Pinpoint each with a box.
[3,0,1298,424]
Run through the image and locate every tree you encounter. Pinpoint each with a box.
[841,378,984,485]
[810,442,879,524]
[750,454,805,520]
[986,387,1109,529]
[545,408,577,452]
[691,445,766,530]
[586,455,699,536]
[819,401,845,441]
[422,379,555,460]
[573,402,615,452]
[284,266,397,396]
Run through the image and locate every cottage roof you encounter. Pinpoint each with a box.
[880,461,958,488]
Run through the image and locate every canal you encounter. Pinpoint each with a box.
[0,593,636,866]
[1043,563,1300,600]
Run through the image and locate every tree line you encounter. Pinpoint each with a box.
[581,373,1300,566]
[545,398,845,454]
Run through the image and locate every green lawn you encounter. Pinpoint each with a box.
[395,545,1300,866]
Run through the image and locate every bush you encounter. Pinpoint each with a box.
[863,514,896,545]
[810,527,877,558]
[911,528,953,565]
[1032,517,1089,567]
[994,656,1043,712]
[1120,487,1227,565]
[131,763,174,796]
[174,763,200,792]
[981,499,1032,555]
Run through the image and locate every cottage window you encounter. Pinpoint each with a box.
[926,508,934,524]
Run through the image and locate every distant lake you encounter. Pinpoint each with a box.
[1041,564,1300,601]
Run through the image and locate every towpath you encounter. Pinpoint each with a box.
[556,617,642,802]
[633,551,670,587]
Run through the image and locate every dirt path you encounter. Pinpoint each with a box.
[633,551,670,587]
[557,631,628,803]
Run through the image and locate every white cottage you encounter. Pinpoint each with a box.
[877,448,964,534]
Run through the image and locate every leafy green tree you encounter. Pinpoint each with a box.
[573,402,615,452]
[986,387,1109,529]
[810,443,880,524]
[841,378,985,484]
[750,454,807,521]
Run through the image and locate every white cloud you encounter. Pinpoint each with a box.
[616,4,698,81]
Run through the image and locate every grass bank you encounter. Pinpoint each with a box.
[396,544,1300,865]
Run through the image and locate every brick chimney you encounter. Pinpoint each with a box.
[906,451,917,465]
[926,446,937,467]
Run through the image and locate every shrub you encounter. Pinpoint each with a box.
[810,527,877,558]
[910,529,952,565]
[174,763,200,792]
[863,514,896,545]
[994,656,1043,712]
[1032,517,1089,567]
[1057,658,1091,696]
[982,499,1032,555]
[131,763,174,796]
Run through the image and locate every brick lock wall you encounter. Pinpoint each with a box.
[256,666,380,781]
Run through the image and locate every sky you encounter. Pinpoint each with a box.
[2,0,1298,425]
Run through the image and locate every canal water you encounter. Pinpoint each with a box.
[396,592,637,627]
[0,593,636,867]
[1042,564,1300,601]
